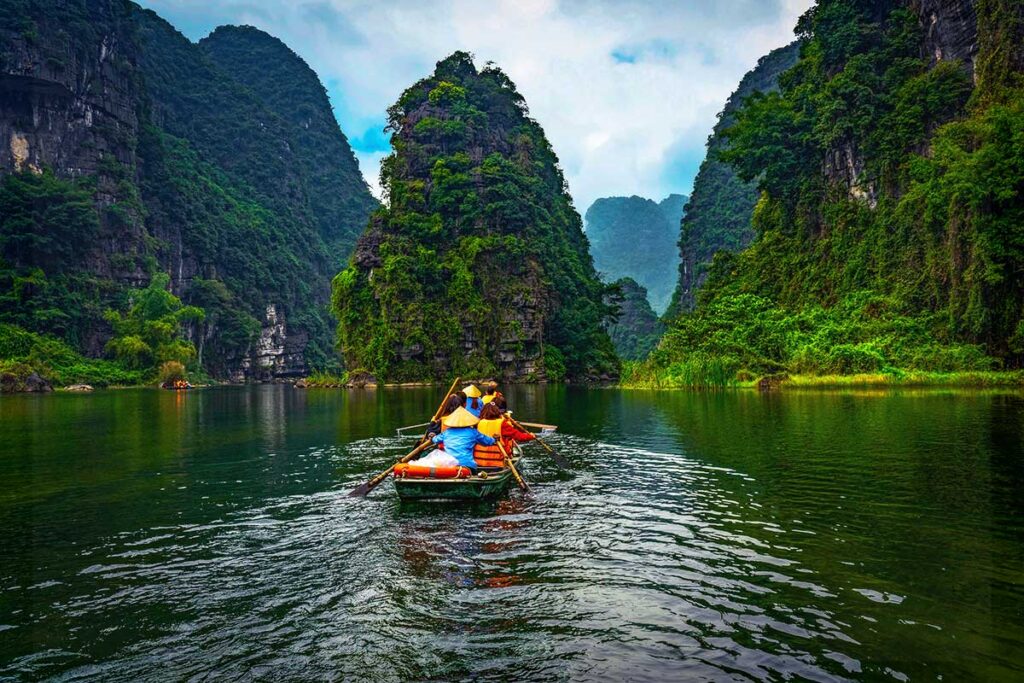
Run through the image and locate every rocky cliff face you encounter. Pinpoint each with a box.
[585,193,686,315]
[0,1,376,379]
[606,278,664,361]
[669,41,801,316]
[334,52,618,382]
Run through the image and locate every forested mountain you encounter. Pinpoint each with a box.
[634,0,1024,386]
[333,52,619,382]
[585,193,686,315]
[607,278,664,360]
[0,0,375,383]
[667,41,801,316]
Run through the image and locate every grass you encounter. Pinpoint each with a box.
[619,365,1024,390]
[303,371,350,387]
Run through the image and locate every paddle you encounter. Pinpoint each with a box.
[347,376,461,497]
[497,441,529,492]
[506,414,570,470]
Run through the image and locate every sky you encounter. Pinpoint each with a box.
[136,0,812,212]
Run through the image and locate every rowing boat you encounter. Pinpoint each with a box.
[393,443,524,502]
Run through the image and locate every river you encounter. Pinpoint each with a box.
[0,385,1022,681]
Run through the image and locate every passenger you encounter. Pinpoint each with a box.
[481,380,504,405]
[463,384,484,416]
[426,393,463,437]
[422,407,495,470]
[475,402,535,466]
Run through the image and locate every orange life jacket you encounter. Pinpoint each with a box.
[473,418,506,468]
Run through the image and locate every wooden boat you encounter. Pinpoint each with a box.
[393,443,524,502]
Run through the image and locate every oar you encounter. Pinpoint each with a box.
[346,440,433,497]
[497,441,529,492]
[507,414,570,470]
[347,376,461,497]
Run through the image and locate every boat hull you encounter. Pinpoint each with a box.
[393,448,523,502]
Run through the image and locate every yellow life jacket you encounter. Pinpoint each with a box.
[473,418,505,467]
[482,394,494,404]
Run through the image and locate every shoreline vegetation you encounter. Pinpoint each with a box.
[619,361,1024,390]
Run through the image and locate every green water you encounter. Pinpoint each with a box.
[0,385,1022,681]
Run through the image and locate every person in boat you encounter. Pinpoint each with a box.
[463,383,484,416]
[475,402,535,466]
[477,401,536,454]
[417,406,495,470]
[425,393,463,448]
[481,380,504,406]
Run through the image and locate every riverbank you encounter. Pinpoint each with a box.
[619,366,1024,390]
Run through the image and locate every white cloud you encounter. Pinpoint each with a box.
[138,0,812,210]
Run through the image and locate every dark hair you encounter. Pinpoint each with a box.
[440,393,462,417]
[479,402,502,419]
[456,390,467,402]
[484,380,498,395]
[469,397,480,410]
[494,395,507,411]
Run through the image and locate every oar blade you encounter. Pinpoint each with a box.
[347,481,373,497]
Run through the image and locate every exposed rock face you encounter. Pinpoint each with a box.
[0,1,138,176]
[606,278,665,361]
[585,194,686,315]
[0,2,376,380]
[670,41,802,316]
[913,0,979,76]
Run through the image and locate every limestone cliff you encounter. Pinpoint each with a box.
[585,193,686,315]
[606,278,664,361]
[0,1,376,379]
[669,41,801,316]
[334,52,618,382]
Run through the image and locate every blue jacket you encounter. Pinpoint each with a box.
[432,427,495,469]
[464,398,483,417]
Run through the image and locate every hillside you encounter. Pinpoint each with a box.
[607,278,664,360]
[333,52,618,382]
[631,0,1024,387]
[585,193,686,315]
[668,41,801,316]
[0,1,375,382]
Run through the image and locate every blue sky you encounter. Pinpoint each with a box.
[136,0,810,211]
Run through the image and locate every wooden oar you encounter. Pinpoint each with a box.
[347,376,461,497]
[497,441,529,492]
[346,440,433,497]
[506,414,570,470]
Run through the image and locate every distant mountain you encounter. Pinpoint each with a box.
[585,193,686,315]
[333,52,618,382]
[667,40,801,316]
[607,278,664,360]
[0,1,376,379]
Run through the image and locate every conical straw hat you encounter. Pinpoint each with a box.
[443,406,480,428]
[463,384,482,398]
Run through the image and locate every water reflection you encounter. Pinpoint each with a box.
[0,386,1022,680]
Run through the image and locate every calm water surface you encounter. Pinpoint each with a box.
[0,385,1022,681]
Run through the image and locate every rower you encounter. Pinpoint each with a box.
[481,380,504,406]
[475,402,535,466]
[463,383,484,416]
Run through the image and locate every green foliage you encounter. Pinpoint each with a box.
[104,273,203,369]
[335,52,619,382]
[651,0,1024,382]
[158,360,186,383]
[0,323,141,387]
[0,169,98,271]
